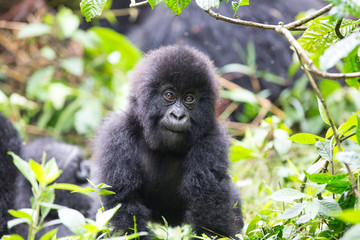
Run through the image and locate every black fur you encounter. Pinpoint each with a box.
[0,113,22,236]
[94,45,243,239]
[0,113,94,238]
[13,138,94,238]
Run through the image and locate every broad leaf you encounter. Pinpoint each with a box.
[337,209,360,224]
[288,133,325,144]
[318,199,342,217]
[304,171,348,184]
[320,32,360,71]
[165,0,191,15]
[325,181,352,194]
[195,0,220,10]
[278,202,306,220]
[269,188,306,203]
[80,0,107,22]
[315,140,331,160]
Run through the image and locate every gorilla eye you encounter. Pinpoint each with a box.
[164,92,175,100]
[184,95,195,103]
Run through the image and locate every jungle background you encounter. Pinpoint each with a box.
[1,0,360,239]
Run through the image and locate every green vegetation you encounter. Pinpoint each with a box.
[1,0,360,239]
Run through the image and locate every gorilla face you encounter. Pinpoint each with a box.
[158,86,198,150]
[129,45,219,153]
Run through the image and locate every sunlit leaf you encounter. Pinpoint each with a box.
[288,133,325,144]
[80,0,107,22]
[269,188,306,203]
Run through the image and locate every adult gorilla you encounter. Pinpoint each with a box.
[129,0,325,100]
[94,45,243,239]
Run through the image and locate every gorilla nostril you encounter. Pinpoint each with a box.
[171,112,186,121]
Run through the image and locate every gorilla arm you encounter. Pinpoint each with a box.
[95,112,151,233]
[180,124,243,238]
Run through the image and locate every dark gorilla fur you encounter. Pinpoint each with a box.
[95,45,243,239]
[0,113,22,236]
[0,114,94,238]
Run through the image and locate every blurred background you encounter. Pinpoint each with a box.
[1,0,360,237]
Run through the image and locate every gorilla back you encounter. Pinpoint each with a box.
[95,45,243,238]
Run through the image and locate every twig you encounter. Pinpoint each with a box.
[275,26,360,79]
[0,20,27,30]
[284,4,333,30]
[130,0,149,8]
[335,17,345,39]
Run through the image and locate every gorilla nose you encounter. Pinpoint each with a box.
[170,108,186,122]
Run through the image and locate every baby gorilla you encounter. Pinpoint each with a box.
[95,45,243,238]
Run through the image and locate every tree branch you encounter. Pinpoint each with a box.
[130,0,149,8]
[275,26,360,79]
[284,4,333,30]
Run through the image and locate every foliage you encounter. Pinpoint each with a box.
[0,8,141,142]
[1,153,135,240]
[2,0,360,239]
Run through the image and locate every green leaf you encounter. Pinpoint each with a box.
[58,208,86,236]
[317,97,332,126]
[288,133,326,144]
[337,113,358,137]
[98,189,116,195]
[60,57,84,76]
[230,144,255,161]
[96,183,112,189]
[52,183,91,195]
[337,209,360,224]
[89,27,142,72]
[325,181,352,194]
[26,66,55,101]
[29,160,46,185]
[298,17,359,54]
[9,152,37,188]
[220,89,257,104]
[8,209,32,221]
[18,23,51,38]
[48,83,73,110]
[39,228,58,240]
[74,98,102,135]
[326,0,360,18]
[165,0,191,15]
[56,8,80,38]
[96,204,121,228]
[232,0,249,12]
[320,32,360,71]
[80,0,107,22]
[318,199,342,217]
[148,0,163,8]
[1,235,25,240]
[269,188,307,203]
[315,140,331,160]
[304,171,348,184]
[278,202,306,220]
[195,0,220,10]
[44,158,62,185]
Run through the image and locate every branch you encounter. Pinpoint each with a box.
[275,26,360,79]
[284,4,333,30]
[130,0,149,8]
[206,9,277,30]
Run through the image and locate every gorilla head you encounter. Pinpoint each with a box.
[129,45,218,152]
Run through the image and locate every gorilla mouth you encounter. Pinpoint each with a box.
[164,126,187,134]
